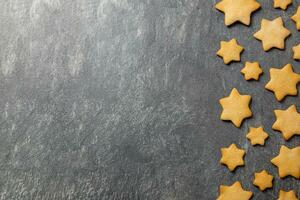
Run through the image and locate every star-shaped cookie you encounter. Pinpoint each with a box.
[278,190,299,200]
[219,88,252,128]
[217,39,244,64]
[217,181,253,200]
[272,105,300,140]
[241,62,263,81]
[246,126,269,146]
[215,0,261,26]
[220,143,245,171]
[254,17,291,51]
[292,6,300,30]
[265,64,300,101]
[271,145,300,179]
[292,43,300,61]
[274,0,292,10]
[253,170,273,191]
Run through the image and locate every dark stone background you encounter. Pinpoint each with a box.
[0,0,299,199]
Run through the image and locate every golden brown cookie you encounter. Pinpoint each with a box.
[278,190,299,200]
[253,170,273,191]
[271,145,300,179]
[254,17,291,51]
[241,62,263,81]
[220,143,245,171]
[292,43,300,61]
[217,39,244,64]
[219,88,252,128]
[274,0,292,10]
[215,0,261,26]
[217,181,253,200]
[292,6,300,30]
[246,126,269,146]
[265,64,300,101]
[273,105,300,140]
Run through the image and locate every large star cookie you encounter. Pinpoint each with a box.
[241,62,263,81]
[254,17,291,51]
[265,64,300,101]
[220,143,245,171]
[219,88,252,128]
[246,126,269,146]
[253,170,273,191]
[217,39,244,64]
[274,0,292,10]
[278,190,299,200]
[217,181,253,200]
[273,105,300,140]
[215,0,261,26]
[271,145,300,179]
[292,43,300,61]
[292,6,300,30]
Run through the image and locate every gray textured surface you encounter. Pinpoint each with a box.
[0,0,300,199]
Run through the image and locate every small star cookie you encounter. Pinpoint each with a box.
[246,126,269,146]
[278,190,299,200]
[217,181,253,200]
[265,64,300,101]
[219,88,252,128]
[241,62,263,81]
[253,170,273,191]
[292,6,300,30]
[271,145,300,179]
[273,105,300,140]
[220,144,245,171]
[215,0,261,26]
[292,43,300,61]
[274,0,292,10]
[217,39,244,64]
[254,17,291,51]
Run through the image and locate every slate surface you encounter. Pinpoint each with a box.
[0,0,300,199]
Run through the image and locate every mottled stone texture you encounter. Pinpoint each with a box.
[0,0,299,199]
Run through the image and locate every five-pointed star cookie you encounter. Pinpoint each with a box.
[246,126,269,146]
[241,62,263,81]
[215,0,261,26]
[254,17,291,51]
[274,0,292,10]
[292,6,300,30]
[292,43,300,61]
[217,39,244,64]
[220,143,245,171]
[272,105,300,140]
[278,190,299,200]
[253,170,273,191]
[217,181,253,200]
[271,145,300,179]
[265,64,300,101]
[219,88,252,128]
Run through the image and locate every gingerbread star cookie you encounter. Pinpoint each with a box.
[253,170,273,191]
[220,144,245,171]
[274,0,292,10]
[217,181,253,200]
[241,62,263,81]
[265,64,300,101]
[246,126,269,146]
[219,88,252,128]
[271,145,300,179]
[292,43,300,61]
[217,39,244,64]
[292,6,300,30]
[215,0,261,26]
[254,17,291,51]
[278,190,299,200]
[273,105,300,140]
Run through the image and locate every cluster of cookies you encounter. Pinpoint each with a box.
[215,0,300,199]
